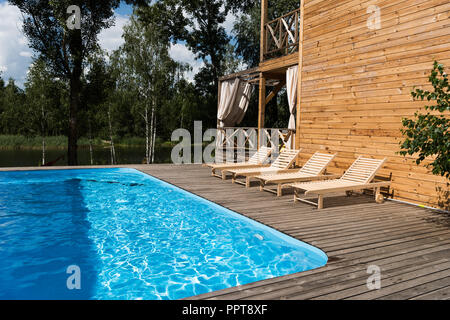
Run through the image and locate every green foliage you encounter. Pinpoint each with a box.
[0,79,27,135]
[400,61,450,178]
[0,135,100,149]
[137,0,243,130]
[24,58,68,137]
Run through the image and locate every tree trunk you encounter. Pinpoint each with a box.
[41,104,46,166]
[144,106,150,165]
[88,119,94,165]
[151,104,156,164]
[149,104,155,164]
[108,106,116,165]
[67,30,82,166]
[42,137,46,166]
[68,73,81,166]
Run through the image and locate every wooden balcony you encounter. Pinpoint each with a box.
[263,8,301,61]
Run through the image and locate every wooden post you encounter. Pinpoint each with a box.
[295,0,305,154]
[258,74,266,148]
[217,79,221,121]
[260,0,268,62]
[259,0,268,149]
[375,187,384,203]
[216,80,222,163]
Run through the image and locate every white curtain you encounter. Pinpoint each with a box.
[218,79,253,127]
[216,79,253,158]
[217,78,241,128]
[234,83,254,124]
[286,65,298,148]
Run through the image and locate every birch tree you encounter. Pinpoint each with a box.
[112,16,182,164]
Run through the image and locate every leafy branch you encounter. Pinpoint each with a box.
[400,61,450,178]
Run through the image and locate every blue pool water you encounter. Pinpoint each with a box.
[0,168,327,300]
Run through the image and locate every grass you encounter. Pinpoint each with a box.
[0,135,68,149]
[0,135,165,149]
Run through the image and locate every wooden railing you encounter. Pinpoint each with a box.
[216,127,295,163]
[264,8,301,60]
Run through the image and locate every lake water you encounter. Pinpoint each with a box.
[0,146,173,167]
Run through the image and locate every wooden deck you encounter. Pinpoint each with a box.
[1,164,449,300]
[137,164,450,300]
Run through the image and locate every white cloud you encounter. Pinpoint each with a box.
[169,43,204,82]
[19,51,32,58]
[0,2,32,86]
[98,14,130,54]
[222,12,237,35]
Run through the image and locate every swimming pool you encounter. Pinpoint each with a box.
[0,168,327,300]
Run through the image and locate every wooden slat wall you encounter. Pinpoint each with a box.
[296,0,450,210]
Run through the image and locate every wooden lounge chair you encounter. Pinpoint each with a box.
[225,148,302,187]
[289,156,391,210]
[254,152,339,196]
[207,146,273,179]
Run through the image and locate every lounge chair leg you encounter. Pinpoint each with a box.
[277,184,282,197]
[246,177,250,188]
[317,195,324,210]
[260,181,264,192]
[222,171,226,180]
[375,187,384,203]
[232,174,236,184]
[211,169,215,176]
[294,189,298,203]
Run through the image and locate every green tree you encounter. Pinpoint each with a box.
[165,79,202,134]
[400,61,450,178]
[82,51,118,164]
[137,0,239,129]
[24,59,67,164]
[9,0,136,165]
[0,79,27,135]
[112,15,184,163]
[0,74,5,125]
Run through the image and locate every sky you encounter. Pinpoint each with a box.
[0,1,237,88]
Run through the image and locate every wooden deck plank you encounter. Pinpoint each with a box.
[1,164,449,300]
[410,283,450,300]
[380,276,450,300]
